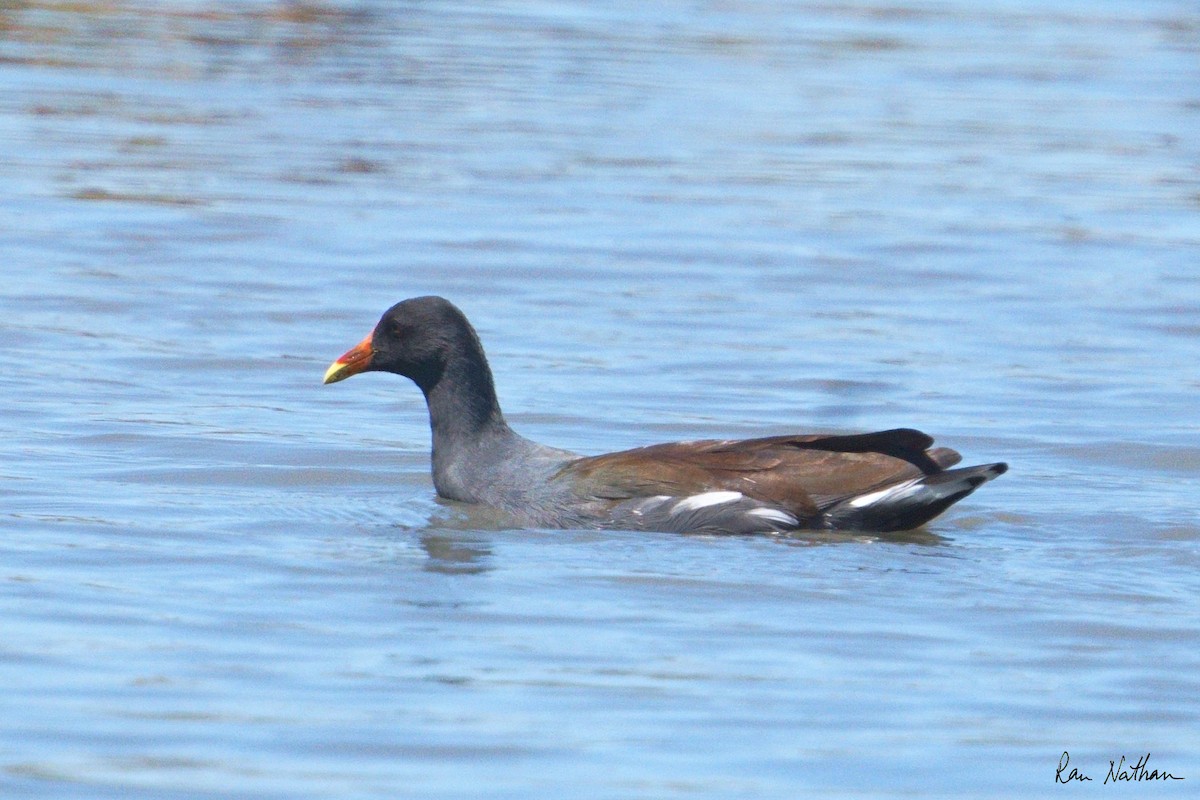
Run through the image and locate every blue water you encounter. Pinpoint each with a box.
[2,1,1199,797]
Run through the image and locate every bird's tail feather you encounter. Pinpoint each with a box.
[823,462,1008,532]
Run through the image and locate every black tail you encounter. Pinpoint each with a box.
[823,462,1008,532]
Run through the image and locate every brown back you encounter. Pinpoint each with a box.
[555,428,962,518]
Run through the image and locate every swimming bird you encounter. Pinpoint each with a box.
[323,296,1006,534]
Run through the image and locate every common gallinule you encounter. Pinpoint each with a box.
[324,296,1006,534]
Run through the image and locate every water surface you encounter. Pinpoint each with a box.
[2,1,1199,797]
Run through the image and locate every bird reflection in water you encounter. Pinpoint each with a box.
[419,532,494,575]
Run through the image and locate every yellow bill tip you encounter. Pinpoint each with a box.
[322,332,375,385]
[322,360,350,385]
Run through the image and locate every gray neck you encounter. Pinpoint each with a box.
[420,349,516,502]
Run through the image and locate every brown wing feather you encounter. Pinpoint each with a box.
[555,428,959,518]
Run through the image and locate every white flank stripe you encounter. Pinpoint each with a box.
[630,496,672,516]
[671,491,743,515]
[747,507,797,526]
[847,480,912,509]
[847,488,892,509]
